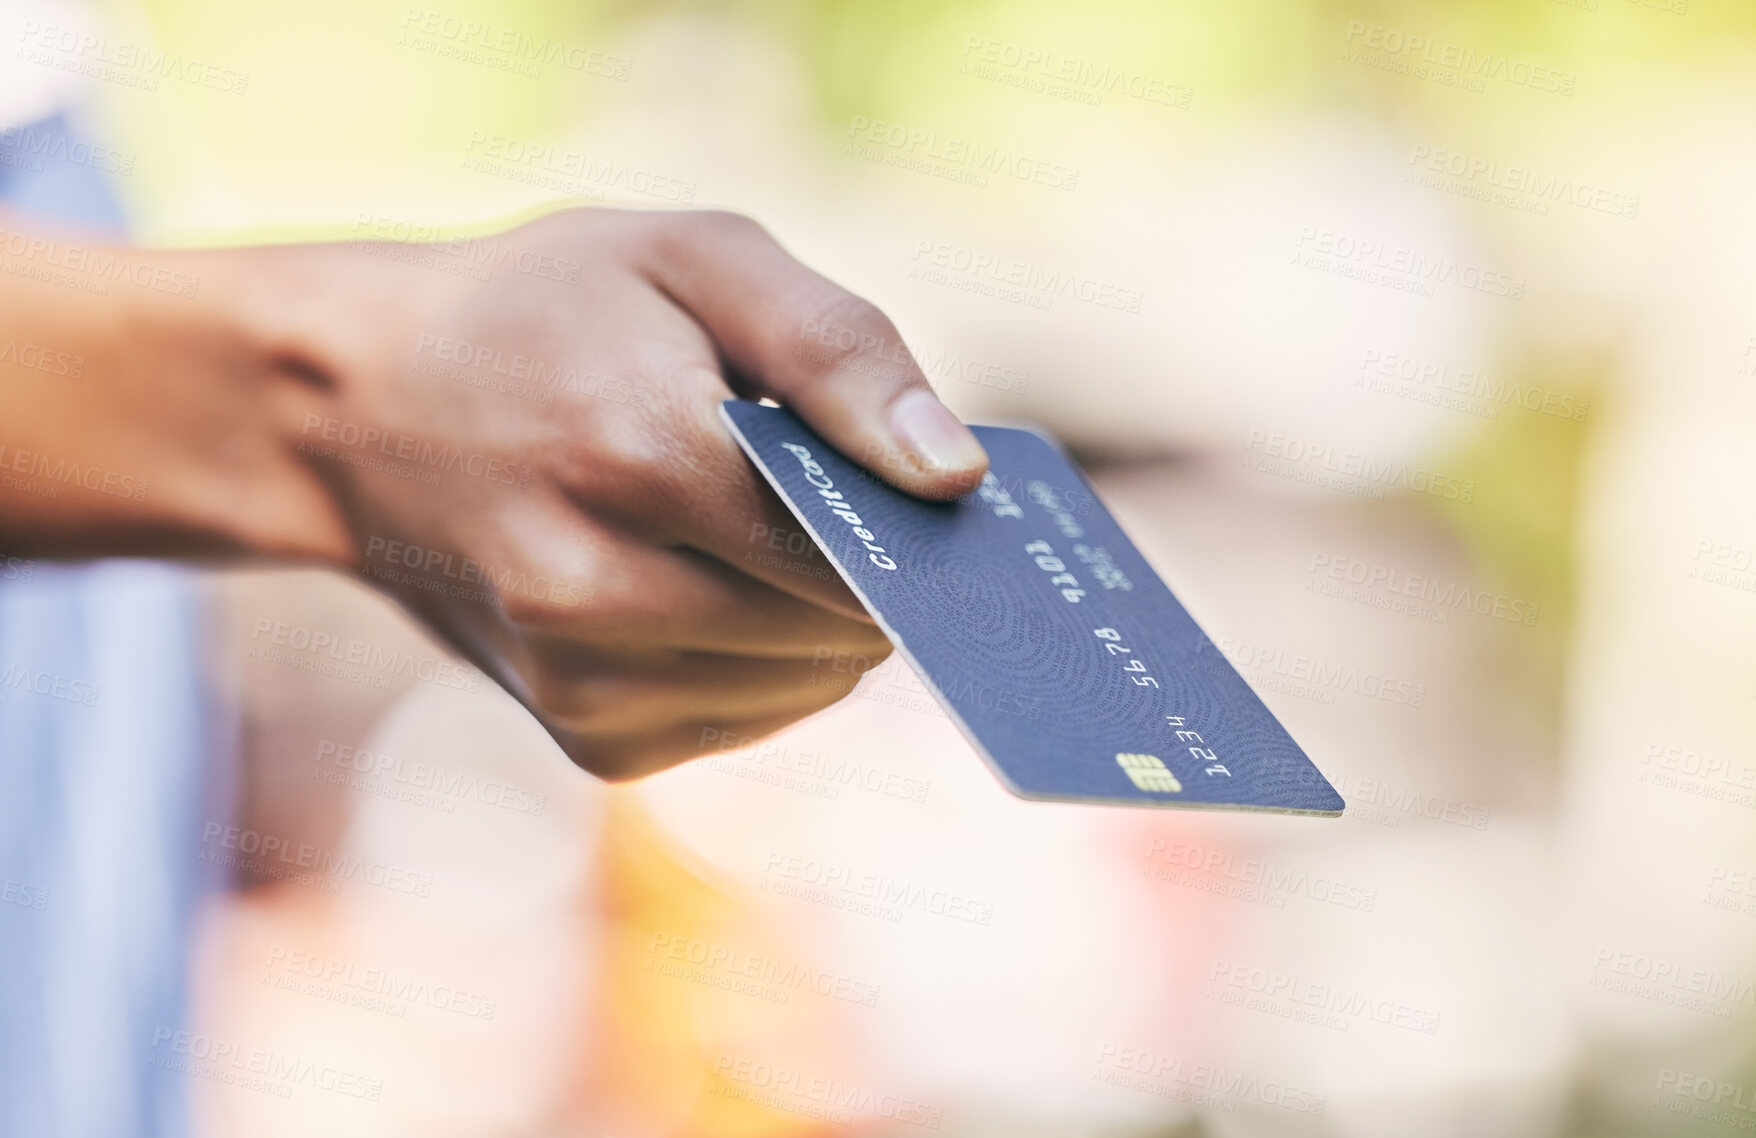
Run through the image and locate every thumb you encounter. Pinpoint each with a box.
[641,210,989,500]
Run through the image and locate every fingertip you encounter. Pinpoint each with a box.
[885,389,989,500]
[905,458,989,502]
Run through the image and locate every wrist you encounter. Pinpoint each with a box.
[0,229,358,564]
[196,242,385,567]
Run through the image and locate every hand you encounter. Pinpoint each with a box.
[228,208,990,778]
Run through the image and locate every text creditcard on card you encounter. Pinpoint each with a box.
[721,400,1343,816]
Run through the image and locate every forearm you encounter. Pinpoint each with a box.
[0,228,353,563]
[0,205,991,778]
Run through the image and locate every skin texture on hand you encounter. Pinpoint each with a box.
[0,207,989,779]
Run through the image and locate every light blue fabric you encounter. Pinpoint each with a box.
[0,114,216,1138]
[0,111,127,227]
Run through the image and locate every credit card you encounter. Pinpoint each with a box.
[721,400,1343,816]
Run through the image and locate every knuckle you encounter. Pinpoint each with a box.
[479,537,597,632]
[687,209,767,241]
[563,387,677,492]
[649,209,768,267]
[814,289,886,331]
[497,587,578,634]
[594,414,671,482]
[788,291,912,382]
[524,670,603,729]
[574,733,698,782]
[584,390,736,521]
[553,730,646,782]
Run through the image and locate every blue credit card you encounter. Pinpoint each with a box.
[721,401,1344,816]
